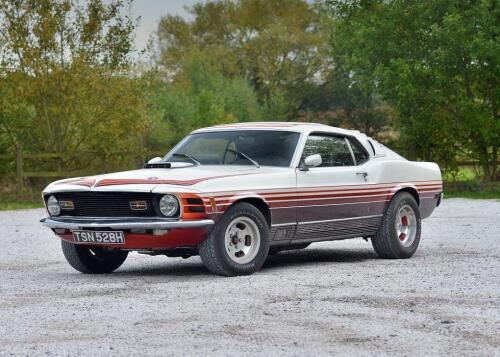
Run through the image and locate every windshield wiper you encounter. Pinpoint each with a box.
[226,148,260,168]
[172,153,201,166]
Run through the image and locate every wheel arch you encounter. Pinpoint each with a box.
[393,186,420,206]
[231,196,272,228]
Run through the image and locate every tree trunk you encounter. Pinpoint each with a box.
[16,144,24,193]
[492,144,498,182]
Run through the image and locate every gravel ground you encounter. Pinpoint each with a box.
[0,198,499,356]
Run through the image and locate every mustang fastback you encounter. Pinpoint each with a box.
[41,122,443,276]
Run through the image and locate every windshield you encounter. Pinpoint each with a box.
[164,130,300,167]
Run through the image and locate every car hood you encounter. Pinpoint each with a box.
[43,165,291,194]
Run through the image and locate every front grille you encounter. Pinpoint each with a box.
[50,192,159,217]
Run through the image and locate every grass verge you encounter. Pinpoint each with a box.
[1,201,45,210]
[444,181,500,199]
[0,192,44,211]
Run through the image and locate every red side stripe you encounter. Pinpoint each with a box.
[202,181,442,199]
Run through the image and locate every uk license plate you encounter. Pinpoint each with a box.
[72,230,125,245]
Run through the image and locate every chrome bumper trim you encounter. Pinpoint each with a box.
[40,217,214,230]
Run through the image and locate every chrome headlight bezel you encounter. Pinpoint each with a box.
[46,195,61,216]
[158,194,180,217]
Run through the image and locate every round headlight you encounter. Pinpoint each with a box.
[159,195,179,217]
[47,195,61,216]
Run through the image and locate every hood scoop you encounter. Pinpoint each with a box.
[143,163,172,169]
[142,162,194,169]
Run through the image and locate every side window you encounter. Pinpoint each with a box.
[302,135,354,167]
[348,138,369,165]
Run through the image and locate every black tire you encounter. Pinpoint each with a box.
[371,192,421,259]
[198,202,270,276]
[61,240,128,274]
[269,243,310,255]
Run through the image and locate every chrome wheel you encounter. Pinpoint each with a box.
[395,204,417,247]
[224,216,261,264]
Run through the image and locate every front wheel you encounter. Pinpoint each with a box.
[61,240,128,274]
[371,192,421,259]
[198,202,270,276]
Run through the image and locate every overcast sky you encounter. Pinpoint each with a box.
[131,0,200,50]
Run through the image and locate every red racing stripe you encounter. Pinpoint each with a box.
[201,181,442,212]
[54,178,96,187]
[94,173,251,187]
[200,180,442,198]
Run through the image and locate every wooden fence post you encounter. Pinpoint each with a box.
[16,145,24,193]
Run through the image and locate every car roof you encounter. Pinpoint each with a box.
[191,122,401,159]
[192,122,358,137]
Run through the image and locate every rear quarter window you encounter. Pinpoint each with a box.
[349,138,369,165]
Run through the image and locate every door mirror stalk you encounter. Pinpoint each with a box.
[299,154,322,171]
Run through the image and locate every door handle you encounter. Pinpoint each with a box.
[356,172,368,181]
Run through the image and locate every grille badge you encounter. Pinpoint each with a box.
[59,200,74,210]
[130,201,148,211]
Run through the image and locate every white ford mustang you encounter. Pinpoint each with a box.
[41,122,443,276]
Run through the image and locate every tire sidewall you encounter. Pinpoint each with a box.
[212,203,270,275]
[387,193,421,258]
[62,240,128,274]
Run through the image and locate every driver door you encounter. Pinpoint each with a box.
[294,133,377,240]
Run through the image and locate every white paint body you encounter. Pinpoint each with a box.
[43,122,442,198]
[42,121,443,247]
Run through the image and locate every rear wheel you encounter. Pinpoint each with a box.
[371,192,421,259]
[198,202,270,276]
[61,240,128,274]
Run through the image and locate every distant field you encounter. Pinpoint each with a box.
[442,166,478,182]
[444,188,499,199]
[442,166,499,199]
[0,191,44,210]
[1,201,44,210]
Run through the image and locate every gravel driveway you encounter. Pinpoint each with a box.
[0,198,499,356]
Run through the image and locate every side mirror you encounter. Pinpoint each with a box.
[147,157,163,164]
[300,154,322,171]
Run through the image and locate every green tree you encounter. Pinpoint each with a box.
[149,55,265,149]
[300,65,392,138]
[0,0,149,172]
[157,0,329,118]
[327,0,499,180]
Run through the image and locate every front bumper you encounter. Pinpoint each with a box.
[40,217,214,230]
